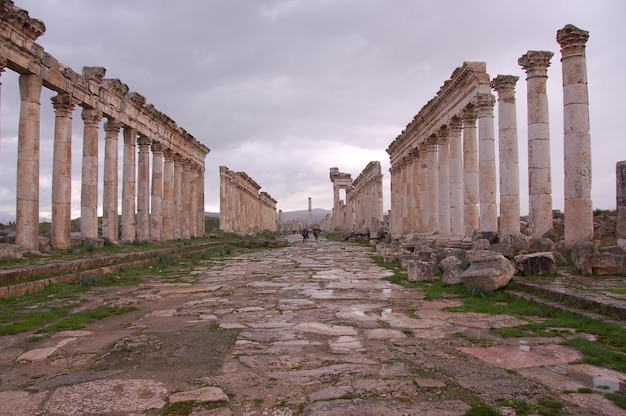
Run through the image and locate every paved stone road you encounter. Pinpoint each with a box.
[0,235,624,415]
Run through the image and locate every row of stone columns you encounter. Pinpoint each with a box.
[8,78,207,251]
[388,24,592,249]
[1,2,209,252]
[219,166,277,233]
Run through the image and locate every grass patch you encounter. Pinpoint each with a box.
[562,337,626,373]
[37,305,137,334]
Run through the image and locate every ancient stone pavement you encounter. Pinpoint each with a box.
[0,235,624,415]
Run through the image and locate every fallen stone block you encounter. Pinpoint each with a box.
[460,251,514,292]
[515,252,557,276]
[438,256,463,285]
[580,253,626,275]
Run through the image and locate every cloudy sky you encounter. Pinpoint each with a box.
[0,0,624,222]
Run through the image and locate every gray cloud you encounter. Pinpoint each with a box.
[0,0,624,222]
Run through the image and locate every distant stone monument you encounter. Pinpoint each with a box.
[617,161,626,247]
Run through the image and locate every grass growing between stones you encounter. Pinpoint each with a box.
[376,256,626,409]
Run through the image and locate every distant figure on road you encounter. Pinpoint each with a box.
[313,229,320,240]
[301,228,309,243]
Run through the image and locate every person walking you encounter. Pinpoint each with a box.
[301,228,309,243]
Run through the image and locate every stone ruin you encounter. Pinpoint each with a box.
[329,161,385,239]
[376,25,626,288]
[0,1,209,254]
[219,166,277,234]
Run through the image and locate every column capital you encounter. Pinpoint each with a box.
[51,93,76,116]
[475,93,496,117]
[491,75,519,96]
[461,104,477,125]
[81,107,102,126]
[137,135,151,147]
[425,134,438,149]
[164,148,175,161]
[518,50,554,77]
[151,141,164,154]
[437,126,449,145]
[448,116,462,134]
[557,24,589,58]
[104,118,121,135]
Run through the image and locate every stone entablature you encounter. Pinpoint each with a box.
[329,167,353,232]
[219,166,277,233]
[0,2,209,251]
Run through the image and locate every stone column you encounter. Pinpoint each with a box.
[476,93,498,233]
[102,118,121,243]
[181,159,191,239]
[162,149,174,240]
[462,105,479,239]
[437,127,450,236]
[0,58,5,138]
[491,75,521,235]
[197,167,205,236]
[617,161,626,246]
[121,127,137,243]
[411,150,422,234]
[404,154,414,233]
[136,135,151,242]
[80,107,102,240]
[150,142,164,242]
[308,197,312,226]
[50,94,76,250]
[189,165,198,238]
[424,138,438,233]
[557,24,593,247]
[519,50,554,238]
[418,145,429,233]
[448,117,464,240]
[173,154,183,239]
[16,74,42,252]
[389,165,399,238]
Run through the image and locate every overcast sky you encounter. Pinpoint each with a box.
[1,0,624,222]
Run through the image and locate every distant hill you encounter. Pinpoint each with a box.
[205,208,331,224]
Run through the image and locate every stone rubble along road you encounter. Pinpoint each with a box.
[0,235,624,415]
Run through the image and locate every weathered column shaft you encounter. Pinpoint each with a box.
[181,160,191,239]
[162,150,175,240]
[189,166,198,237]
[492,75,521,235]
[462,106,479,238]
[121,128,137,243]
[197,168,205,236]
[558,24,593,247]
[448,117,464,239]
[16,74,42,252]
[173,155,183,238]
[150,143,164,242]
[102,119,121,243]
[617,161,626,244]
[80,108,102,239]
[136,136,151,242]
[477,93,498,232]
[437,129,450,236]
[50,94,75,249]
[519,50,554,237]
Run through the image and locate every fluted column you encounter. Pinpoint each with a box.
[181,159,191,239]
[418,145,429,233]
[121,127,137,243]
[448,117,464,239]
[50,94,76,249]
[476,93,498,232]
[410,150,421,234]
[404,154,415,233]
[389,166,399,238]
[162,149,175,240]
[16,74,42,251]
[102,118,121,243]
[462,105,479,238]
[150,142,164,242]
[492,75,521,235]
[173,154,183,239]
[437,127,450,236]
[80,108,102,240]
[558,24,593,247]
[519,50,554,237]
[136,135,151,242]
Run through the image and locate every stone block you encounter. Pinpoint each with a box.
[580,253,626,275]
[438,256,463,286]
[0,243,22,260]
[472,239,490,250]
[571,240,598,270]
[515,252,557,276]
[499,232,530,253]
[407,259,436,282]
[530,237,554,253]
[460,251,514,292]
[487,243,515,258]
